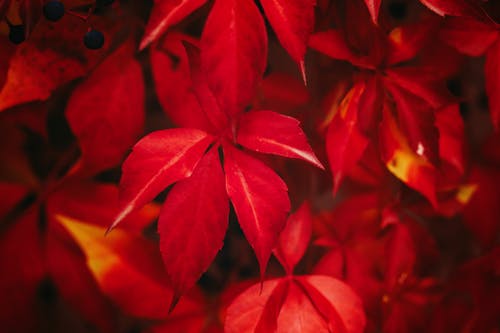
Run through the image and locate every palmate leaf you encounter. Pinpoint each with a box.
[225,206,366,333]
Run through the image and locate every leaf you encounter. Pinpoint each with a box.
[326,83,369,192]
[66,42,145,175]
[140,0,208,50]
[364,0,381,24]
[485,39,500,131]
[57,214,200,319]
[260,0,315,82]
[223,144,290,275]
[309,30,371,68]
[273,202,312,275]
[435,104,465,173]
[110,128,214,231]
[384,224,416,290]
[236,110,323,169]
[296,275,367,333]
[419,0,487,19]
[201,0,267,116]
[386,82,439,166]
[46,221,115,332]
[379,106,437,206]
[158,147,229,301]
[440,17,499,56]
[385,66,451,108]
[150,33,214,132]
[0,16,108,112]
[225,276,366,333]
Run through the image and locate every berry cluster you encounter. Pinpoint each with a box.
[5,0,113,49]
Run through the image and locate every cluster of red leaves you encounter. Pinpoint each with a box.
[1,0,499,332]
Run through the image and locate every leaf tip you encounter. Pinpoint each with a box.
[300,60,307,86]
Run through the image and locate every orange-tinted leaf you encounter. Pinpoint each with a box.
[66,42,145,175]
[326,83,369,192]
[140,0,208,50]
[0,16,107,112]
[223,144,290,275]
[237,110,323,169]
[386,83,439,166]
[260,0,315,82]
[111,128,214,231]
[57,214,191,319]
[379,107,437,206]
[201,0,267,116]
[273,202,312,275]
[158,147,229,299]
[47,221,115,332]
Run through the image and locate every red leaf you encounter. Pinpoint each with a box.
[435,104,465,173]
[225,276,366,333]
[419,0,487,19]
[260,0,315,82]
[223,144,291,275]
[110,128,214,231]
[485,39,500,131]
[66,42,145,174]
[384,224,416,290]
[385,67,451,108]
[224,278,283,333]
[236,110,323,169]
[158,147,229,299]
[309,30,371,68]
[140,0,208,50]
[364,0,381,24]
[150,33,214,131]
[183,41,230,132]
[440,17,499,56]
[273,202,312,275]
[326,83,369,192]
[296,276,366,333]
[201,0,267,116]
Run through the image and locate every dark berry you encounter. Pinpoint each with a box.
[9,25,25,44]
[43,1,65,22]
[388,1,407,20]
[96,0,114,7]
[83,29,105,50]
